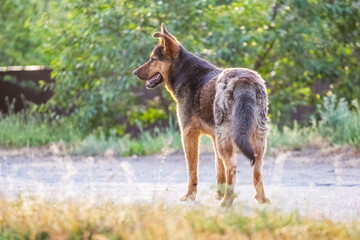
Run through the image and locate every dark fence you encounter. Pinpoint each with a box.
[0,66,53,113]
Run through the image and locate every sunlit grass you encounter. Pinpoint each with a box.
[71,123,318,157]
[1,95,360,156]
[0,111,81,148]
[0,111,322,157]
[71,127,183,157]
[267,122,320,152]
[0,198,359,240]
[318,95,360,147]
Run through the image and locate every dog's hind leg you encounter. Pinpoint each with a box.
[179,127,200,201]
[252,137,270,204]
[215,126,237,207]
[211,135,226,200]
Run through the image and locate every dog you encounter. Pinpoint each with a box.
[134,24,270,206]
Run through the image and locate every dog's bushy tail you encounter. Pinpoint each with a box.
[232,86,256,166]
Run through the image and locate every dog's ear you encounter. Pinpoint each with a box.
[161,23,178,41]
[153,26,179,59]
[161,23,169,35]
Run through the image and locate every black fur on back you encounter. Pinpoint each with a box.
[169,47,221,100]
[232,87,256,165]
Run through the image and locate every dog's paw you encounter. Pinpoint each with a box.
[179,191,196,201]
[214,191,224,200]
[254,194,271,204]
[219,197,234,207]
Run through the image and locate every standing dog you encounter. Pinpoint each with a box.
[134,24,270,206]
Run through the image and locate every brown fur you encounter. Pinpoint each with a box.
[199,77,217,125]
[134,24,270,206]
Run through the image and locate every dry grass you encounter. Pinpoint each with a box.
[0,198,359,240]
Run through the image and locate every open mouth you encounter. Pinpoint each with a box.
[145,73,163,88]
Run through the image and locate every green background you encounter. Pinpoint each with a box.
[1,0,359,136]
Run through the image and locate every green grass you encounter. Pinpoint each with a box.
[318,95,360,147]
[72,127,183,157]
[0,198,359,240]
[71,129,216,157]
[1,96,359,155]
[267,122,317,152]
[71,123,316,157]
[0,111,82,148]
[0,111,314,156]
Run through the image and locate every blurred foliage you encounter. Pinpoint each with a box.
[0,0,51,65]
[1,96,360,154]
[0,110,82,147]
[1,199,360,240]
[1,0,359,135]
[318,95,360,146]
[267,121,317,152]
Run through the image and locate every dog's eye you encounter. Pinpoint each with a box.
[150,58,156,63]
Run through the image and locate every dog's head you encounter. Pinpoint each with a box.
[133,23,180,89]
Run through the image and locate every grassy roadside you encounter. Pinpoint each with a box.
[0,112,306,157]
[71,127,183,156]
[0,198,359,240]
[0,111,82,148]
[0,96,359,156]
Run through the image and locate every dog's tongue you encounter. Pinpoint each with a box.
[145,78,154,87]
[146,73,160,87]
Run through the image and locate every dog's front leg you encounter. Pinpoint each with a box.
[179,127,200,201]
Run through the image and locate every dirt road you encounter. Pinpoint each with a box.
[0,146,359,221]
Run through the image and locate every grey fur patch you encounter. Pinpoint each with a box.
[213,68,268,163]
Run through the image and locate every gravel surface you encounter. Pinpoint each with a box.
[0,146,359,221]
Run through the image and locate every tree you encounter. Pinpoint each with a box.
[0,0,50,66]
[37,0,359,135]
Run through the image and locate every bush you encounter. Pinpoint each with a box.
[318,95,360,147]
[0,0,50,66]
[72,125,182,157]
[34,0,359,135]
[0,110,81,147]
[267,122,316,152]
[1,0,360,150]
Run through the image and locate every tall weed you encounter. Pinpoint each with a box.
[72,118,183,156]
[0,110,81,147]
[267,122,316,152]
[318,95,360,146]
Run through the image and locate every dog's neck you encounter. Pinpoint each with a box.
[167,47,221,101]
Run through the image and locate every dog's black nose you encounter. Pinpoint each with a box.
[133,69,138,76]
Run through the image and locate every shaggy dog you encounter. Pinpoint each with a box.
[134,24,270,206]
